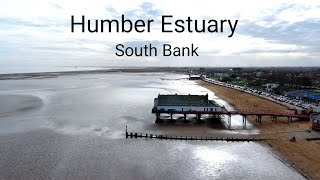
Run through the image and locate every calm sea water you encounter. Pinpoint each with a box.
[0,73,304,179]
[0,66,110,74]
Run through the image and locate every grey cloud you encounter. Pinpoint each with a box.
[236,3,320,55]
[125,2,163,20]
[0,18,44,27]
[120,40,167,47]
[104,2,162,20]
[0,17,68,28]
[241,49,308,55]
[105,6,118,16]
[239,20,320,51]
[51,3,63,9]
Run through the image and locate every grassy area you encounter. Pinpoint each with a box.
[231,79,248,86]
[209,77,220,81]
[310,89,320,93]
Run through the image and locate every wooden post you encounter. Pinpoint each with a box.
[126,126,128,138]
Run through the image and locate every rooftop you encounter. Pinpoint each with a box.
[156,94,220,107]
[285,90,320,101]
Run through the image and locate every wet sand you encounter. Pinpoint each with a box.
[197,80,320,179]
[0,73,305,179]
[0,95,42,118]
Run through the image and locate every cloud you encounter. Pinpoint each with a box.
[0,0,319,69]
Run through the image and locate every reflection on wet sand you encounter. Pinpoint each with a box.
[0,73,304,179]
[0,94,42,118]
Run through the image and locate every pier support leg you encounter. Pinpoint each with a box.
[243,115,247,127]
[155,113,162,123]
[184,114,187,122]
[197,114,201,121]
[170,113,173,120]
[272,116,278,123]
[257,115,262,124]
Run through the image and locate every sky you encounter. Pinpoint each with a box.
[0,0,320,71]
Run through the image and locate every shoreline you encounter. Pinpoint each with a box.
[0,69,186,81]
[0,67,185,79]
[196,80,320,180]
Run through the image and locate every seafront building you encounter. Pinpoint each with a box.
[153,94,222,112]
[152,94,223,122]
[188,74,201,80]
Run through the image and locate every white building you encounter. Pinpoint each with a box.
[263,83,279,93]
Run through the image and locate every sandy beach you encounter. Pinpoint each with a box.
[197,80,320,179]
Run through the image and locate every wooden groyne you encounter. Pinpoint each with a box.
[125,126,269,142]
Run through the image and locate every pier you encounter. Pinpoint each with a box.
[152,94,309,125]
[152,108,309,124]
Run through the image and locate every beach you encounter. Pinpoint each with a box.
[197,80,320,179]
